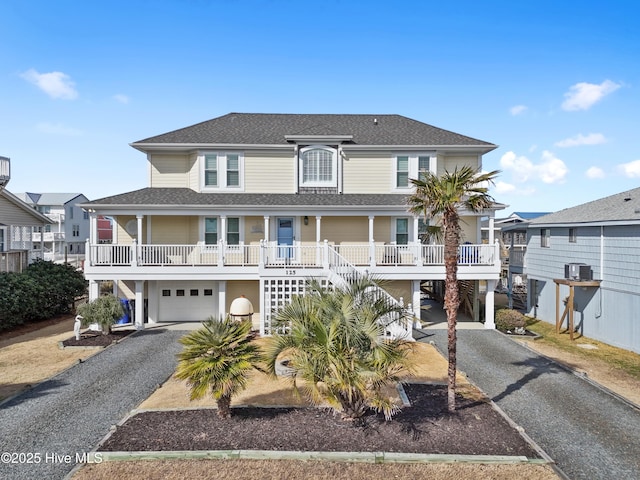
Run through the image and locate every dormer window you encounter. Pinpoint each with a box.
[299,145,337,187]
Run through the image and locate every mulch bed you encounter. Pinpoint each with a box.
[61,329,135,348]
[99,384,541,457]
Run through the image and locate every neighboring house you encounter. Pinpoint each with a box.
[0,189,53,272]
[79,113,505,336]
[97,216,113,244]
[523,188,640,354]
[16,193,91,260]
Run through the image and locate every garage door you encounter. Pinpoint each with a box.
[158,281,217,322]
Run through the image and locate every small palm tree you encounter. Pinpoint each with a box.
[176,317,262,418]
[76,294,124,335]
[265,278,414,422]
[408,166,499,412]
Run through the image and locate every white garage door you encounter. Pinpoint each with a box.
[158,281,217,322]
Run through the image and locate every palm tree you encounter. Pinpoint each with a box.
[176,317,262,418]
[264,277,414,422]
[408,166,499,412]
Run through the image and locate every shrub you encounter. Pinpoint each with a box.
[76,294,124,335]
[495,308,527,332]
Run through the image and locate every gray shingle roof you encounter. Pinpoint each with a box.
[132,113,495,148]
[82,188,409,208]
[530,187,640,225]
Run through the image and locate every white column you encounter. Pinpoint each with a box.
[218,280,227,320]
[263,216,270,242]
[368,216,375,242]
[369,216,375,267]
[89,213,97,244]
[259,278,265,336]
[88,280,99,302]
[315,216,322,243]
[488,215,495,245]
[413,216,420,243]
[412,280,422,323]
[484,279,497,329]
[136,215,143,241]
[134,280,145,330]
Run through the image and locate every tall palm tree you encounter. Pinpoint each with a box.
[408,166,499,412]
[264,277,414,422]
[176,317,262,418]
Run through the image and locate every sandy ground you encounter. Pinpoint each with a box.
[0,316,100,402]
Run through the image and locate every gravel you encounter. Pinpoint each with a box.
[0,328,186,480]
[423,329,640,480]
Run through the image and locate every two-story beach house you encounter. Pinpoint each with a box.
[79,113,504,337]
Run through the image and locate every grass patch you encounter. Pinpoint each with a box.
[526,318,640,380]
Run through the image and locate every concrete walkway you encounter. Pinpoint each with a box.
[0,328,186,480]
[421,328,640,480]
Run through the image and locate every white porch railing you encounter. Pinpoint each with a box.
[86,240,498,269]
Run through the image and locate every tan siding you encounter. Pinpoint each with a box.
[244,152,295,193]
[150,154,190,188]
[385,280,412,304]
[151,216,195,244]
[226,280,260,321]
[321,217,369,243]
[187,153,199,190]
[0,195,49,226]
[440,155,480,174]
[114,216,136,244]
[342,153,392,193]
[244,216,265,244]
[460,216,479,243]
[373,217,392,243]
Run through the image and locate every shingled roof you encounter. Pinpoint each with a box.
[81,188,409,209]
[132,113,496,148]
[530,187,640,225]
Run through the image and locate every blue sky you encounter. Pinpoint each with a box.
[1,0,638,216]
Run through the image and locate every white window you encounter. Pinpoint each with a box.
[395,218,409,245]
[569,228,577,243]
[72,224,80,237]
[299,146,337,187]
[203,217,241,245]
[202,152,243,190]
[204,218,218,245]
[541,228,550,248]
[394,153,435,189]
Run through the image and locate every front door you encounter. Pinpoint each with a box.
[277,217,294,259]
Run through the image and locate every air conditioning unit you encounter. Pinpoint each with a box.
[564,263,592,281]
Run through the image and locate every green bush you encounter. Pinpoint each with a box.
[77,294,124,335]
[495,308,527,331]
[0,260,88,331]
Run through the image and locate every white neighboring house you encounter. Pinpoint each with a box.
[0,189,53,272]
[15,193,90,262]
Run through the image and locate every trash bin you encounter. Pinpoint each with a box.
[117,298,131,324]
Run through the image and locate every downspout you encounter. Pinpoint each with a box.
[596,225,603,317]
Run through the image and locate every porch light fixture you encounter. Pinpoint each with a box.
[304,216,309,225]
[229,295,254,322]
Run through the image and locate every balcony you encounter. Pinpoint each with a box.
[32,232,65,242]
[84,241,501,280]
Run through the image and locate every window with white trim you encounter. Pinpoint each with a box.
[72,224,80,237]
[394,153,435,189]
[204,154,218,187]
[0,227,5,252]
[204,218,218,245]
[569,228,577,243]
[299,146,337,187]
[202,152,243,190]
[227,217,240,245]
[541,228,550,248]
[395,218,409,245]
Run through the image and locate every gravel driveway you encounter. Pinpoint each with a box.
[423,329,640,480]
[0,328,186,480]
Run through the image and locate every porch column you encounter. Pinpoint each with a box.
[369,216,376,267]
[88,279,99,302]
[136,215,143,241]
[315,216,322,243]
[413,216,420,243]
[134,280,145,330]
[412,280,422,323]
[484,279,497,329]
[89,213,97,244]
[488,215,495,245]
[219,281,227,320]
[259,278,266,336]
[263,216,270,242]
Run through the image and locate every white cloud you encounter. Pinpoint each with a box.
[113,94,130,104]
[561,80,620,111]
[585,166,605,179]
[499,150,568,185]
[509,105,527,116]
[555,133,607,147]
[617,159,640,178]
[36,122,82,136]
[494,181,516,194]
[21,69,78,100]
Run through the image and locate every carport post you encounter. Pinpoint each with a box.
[134,280,145,330]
